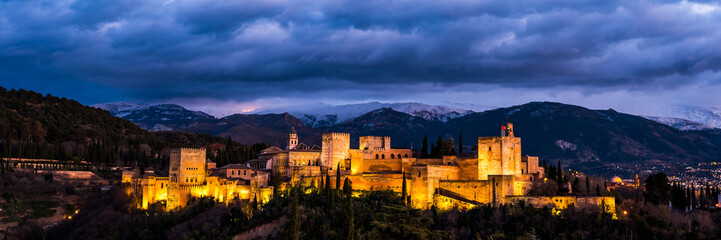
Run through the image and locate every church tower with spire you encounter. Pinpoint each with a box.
[287,127,298,150]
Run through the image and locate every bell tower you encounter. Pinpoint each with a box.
[287,127,298,150]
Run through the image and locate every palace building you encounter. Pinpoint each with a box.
[126,123,614,215]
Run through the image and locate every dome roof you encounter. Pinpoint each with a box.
[611,176,623,183]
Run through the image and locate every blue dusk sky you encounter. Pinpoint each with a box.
[1,0,721,117]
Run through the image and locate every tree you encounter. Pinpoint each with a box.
[326,174,334,210]
[336,163,341,190]
[343,177,353,197]
[401,170,407,206]
[644,172,671,205]
[585,176,590,194]
[458,131,463,154]
[252,194,258,210]
[556,161,563,182]
[288,186,301,240]
[430,137,456,158]
[344,178,355,240]
[420,135,428,158]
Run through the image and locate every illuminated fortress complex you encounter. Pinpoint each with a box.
[126,124,614,213]
[123,148,272,209]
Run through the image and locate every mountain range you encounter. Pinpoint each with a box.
[94,101,721,177]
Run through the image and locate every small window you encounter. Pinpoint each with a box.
[382,154,385,159]
[375,154,379,159]
[391,154,395,159]
[489,147,491,151]
[418,171,421,177]
[404,154,408,158]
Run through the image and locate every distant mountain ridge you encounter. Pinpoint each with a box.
[91,100,721,177]
[93,102,215,131]
[259,101,494,127]
[640,105,721,130]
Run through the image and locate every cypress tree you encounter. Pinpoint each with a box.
[289,187,301,240]
[430,143,436,158]
[420,135,428,158]
[326,174,333,210]
[344,178,355,240]
[252,194,258,210]
[556,160,563,182]
[401,170,407,206]
[343,177,353,197]
[585,176,590,194]
[458,131,463,154]
[336,163,341,190]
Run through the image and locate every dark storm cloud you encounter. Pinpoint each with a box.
[1,0,720,103]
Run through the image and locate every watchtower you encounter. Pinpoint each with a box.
[287,127,299,150]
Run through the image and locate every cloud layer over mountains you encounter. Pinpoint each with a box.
[2,0,721,113]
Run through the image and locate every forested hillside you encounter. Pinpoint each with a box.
[0,88,265,168]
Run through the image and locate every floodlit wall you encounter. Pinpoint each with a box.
[321,133,350,170]
[477,136,522,180]
[438,180,491,204]
[359,136,391,150]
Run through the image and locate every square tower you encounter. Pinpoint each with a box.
[320,133,350,171]
[477,123,522,180]
[167,148,206,209]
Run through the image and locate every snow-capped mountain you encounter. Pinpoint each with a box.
[640,105,721,130]
[259,102,495,127]
[93,102,215,131]
[642,116,713,131]
[92,102,148,117]
[668,106,721,129]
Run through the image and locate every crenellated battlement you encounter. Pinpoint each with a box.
[172,147,205,153]
[323,132,350,138]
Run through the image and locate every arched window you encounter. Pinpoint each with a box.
[391,154,395,159]
[381,154,385,159]
[398,154,402,159]
[404,154,408,158]
[375,154,379,159]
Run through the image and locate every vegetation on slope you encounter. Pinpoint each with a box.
[0,88,266,168]
[9,173,719,240]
